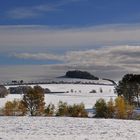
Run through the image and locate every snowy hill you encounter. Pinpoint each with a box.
[0,83,116,109]
[39,77,115,85]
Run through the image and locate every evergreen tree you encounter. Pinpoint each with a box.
[116,74,140,107]
[95,98,108,118]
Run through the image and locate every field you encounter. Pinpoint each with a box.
[0,117,140,140]
[1,83,116,109]
[0,83,140,140]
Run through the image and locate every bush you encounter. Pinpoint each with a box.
[99,88,103,93]
[45,103,55,116]
[56,101,88,117]
[68,103,88,117]
[114,96,127,119]
[56,101,69,116]
[44,88,51,93]
[95,98,108,118]
[89,89,96,93]
[94,97,134,119]
[107,98,115,118]
[114,96,134,119]
[136,115,140,120]
[4,100,27,116]
[125,102,134,119]
[0,108,4,116]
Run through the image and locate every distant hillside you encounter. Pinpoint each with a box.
[64,70,99,80]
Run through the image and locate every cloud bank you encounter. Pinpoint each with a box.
[13,45,140,73]
[8,45,140,81]
[1,24,140,81]
[1,24,140,53]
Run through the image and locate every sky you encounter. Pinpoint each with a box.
[1,0,140,82]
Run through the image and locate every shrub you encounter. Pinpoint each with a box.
[114,96,127,119]
[44,88,51,93]
[0,108,4,116]
[95,98,108,118]
[107,98,115,118]
[125,102,134,119]
[89,89,96,93]
[100,88,103,93]
[70,89,74,93]
[68,103,88,117]
[56,102,88,117]
[114,96,135,119]
[45,103,55,116]
[56,101,69,116]
[136,115,140,120]
[94,97,134,119]
[4,100,27,116]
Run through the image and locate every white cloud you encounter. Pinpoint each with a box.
[13,45,140,75]
[13,52,65,61]
[6,0,83,19]
[6,5,58,19]
[1,24,140,53]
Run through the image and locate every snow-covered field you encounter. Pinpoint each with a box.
[0,84,116,109]
[0,117,139,140]
[0,83,139,140]
[44,84,116,109]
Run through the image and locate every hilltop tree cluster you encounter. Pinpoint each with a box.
[65,70,99,80]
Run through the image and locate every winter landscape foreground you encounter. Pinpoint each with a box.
[0,81,139,140]
[0,117,140,140]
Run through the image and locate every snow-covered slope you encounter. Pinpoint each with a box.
[1,84,116,109]
[47,77,115,85]
[43,84,116,108]
[0,117,139,140]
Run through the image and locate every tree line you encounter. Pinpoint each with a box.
[0,73,140,119]
[0,84,139,119]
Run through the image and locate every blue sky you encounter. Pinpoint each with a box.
[1,0,140,26]
[1,0,140,81]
